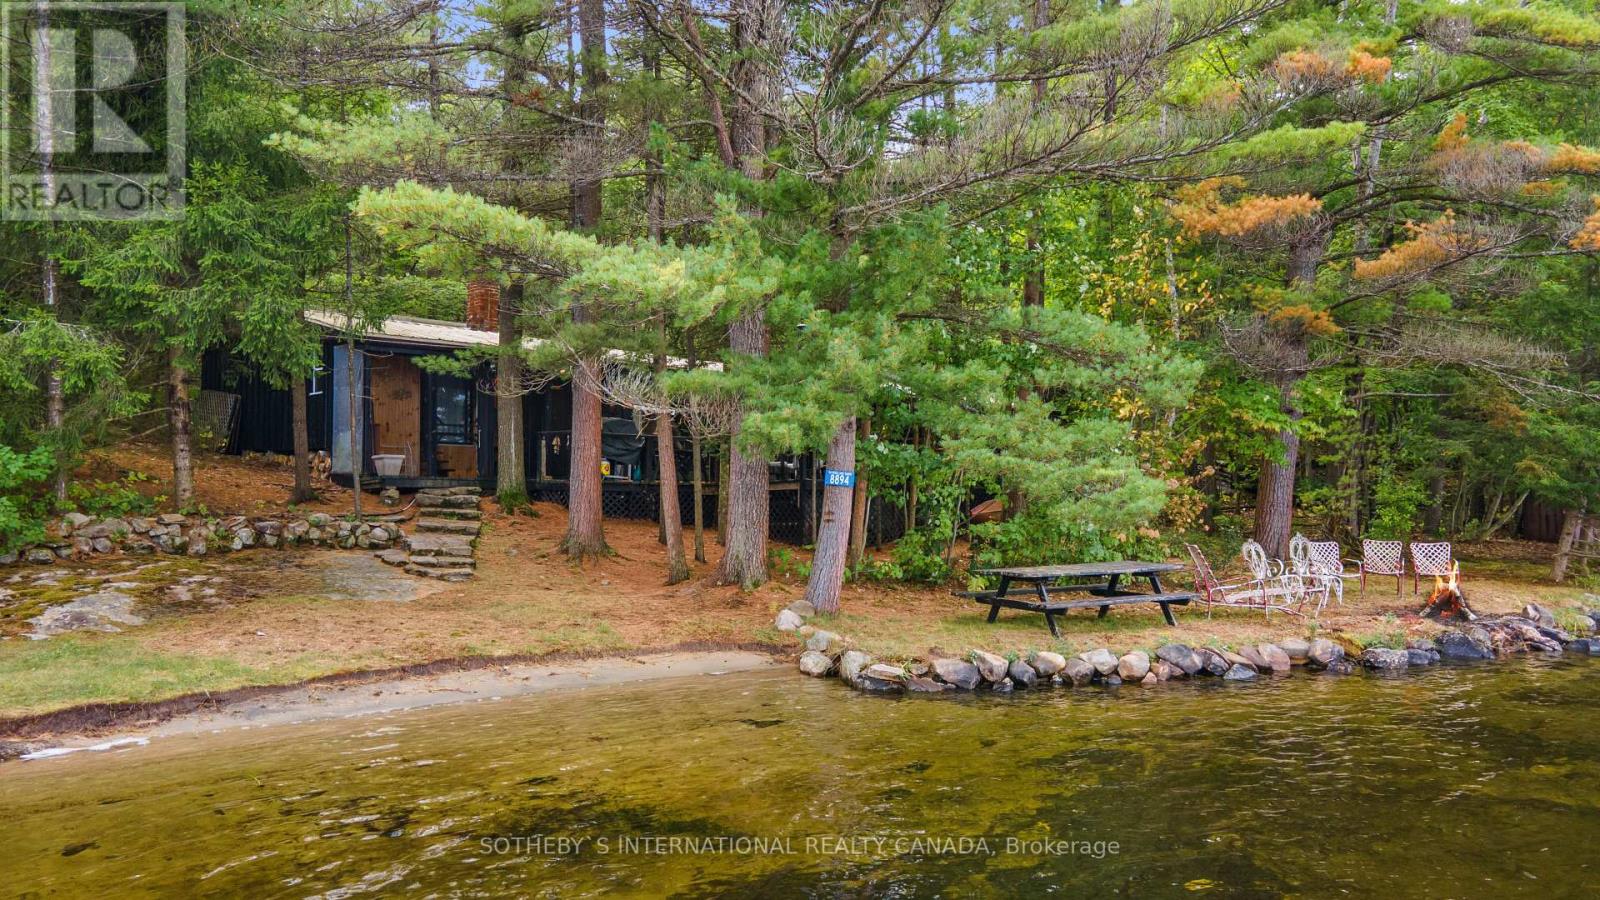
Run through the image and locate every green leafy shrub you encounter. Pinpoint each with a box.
[68,472,160,518]
[0,445,54,553]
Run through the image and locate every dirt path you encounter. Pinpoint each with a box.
[2,649,780,761]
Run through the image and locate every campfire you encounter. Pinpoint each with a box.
[1419,562,1476,621]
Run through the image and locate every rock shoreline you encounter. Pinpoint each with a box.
[779,600,1600,696]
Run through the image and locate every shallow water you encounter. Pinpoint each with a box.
[5,658,1599,897]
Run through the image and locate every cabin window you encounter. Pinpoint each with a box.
[433,374,475,444]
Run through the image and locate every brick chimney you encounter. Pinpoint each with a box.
[466,280,500,331]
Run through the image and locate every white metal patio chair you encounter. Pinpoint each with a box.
[1410,542,1457,595]
[1288,534,1356,616]
[1360,539,1406,597]
[1186,543,1304,620]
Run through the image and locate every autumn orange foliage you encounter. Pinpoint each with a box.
[1170,177,1322,239]
[1546,143,1600,175]
[1434,114,1470,152]
[1345,49,1393,84]
[1354,211,1485,281]
[1573,197,1600,251]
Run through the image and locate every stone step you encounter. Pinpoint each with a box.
[374,549,410,567]
[416,518,482,536]
[415,494,480,509]
[406,554,475,569]
[418,507,481,521]
[405,564,473,582]
[404,533,475,558]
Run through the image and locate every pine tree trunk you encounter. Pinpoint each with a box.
[1553,505,1585,583]
[1252,236,1322,559]
[656,413,689,583]
[716,439,729,547]
[168,345,195,508]
[802,418,856,613]
[290,373,314,502]
[691,430,706,563]
[35,2,66,503]
[346,336,362,519]
[562,366,609,558]
[561,0,607,559]
[716,309,770,587]
[1253,407,1300,560]
[847,416,871,569]
[496,282,526,508]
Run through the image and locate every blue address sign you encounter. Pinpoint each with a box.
[823,468,856,488]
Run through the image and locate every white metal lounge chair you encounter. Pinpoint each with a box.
[1186,543,1304,619]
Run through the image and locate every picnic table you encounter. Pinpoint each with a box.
[958,561,1194,637]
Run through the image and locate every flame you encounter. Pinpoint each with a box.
[1432,561,1461,595]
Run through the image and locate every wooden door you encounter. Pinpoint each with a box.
[369,356,422,476]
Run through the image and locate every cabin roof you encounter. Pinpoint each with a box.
[305,311,718,370]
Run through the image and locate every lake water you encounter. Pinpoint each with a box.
[5,657,1599,897]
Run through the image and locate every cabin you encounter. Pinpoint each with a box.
[199,288,905,547]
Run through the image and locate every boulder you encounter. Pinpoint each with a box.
[128,517,153,534]
[1437,629,1495,661]
[90,537,114,555]
[26,548,55,565]
[1306,638,1344,670]
[1028,651,1066,677]
[1154,659,1176,681]
[219,515,247,532]
[1197,649,1230,676]
[253,520,283,536]
[775,609,805,632]
[0,551,15,565]
[786,599,817,619]
[1321,658,1357,676]
[307,512,332,527]
[1156,644,1202,676]
[1223,663,1257,681]
[1220,650,1258,673]
[1102,675,1122,687]
[1257,644,1292,674]
[124,539,155,555]
[990,677,1015,693]
[838,650,873,685]
[1140,672,1157,685]
[235,528,257,548]
[1008,659,1038,688]
[905,675,950,693]
[1236,645,1269,671]
[59,512,92,535]
[1277,637,1312,664]
[379,487,401,507]
[369,527,390,544]
[1522,603,1557,630]
[864,663,907,682]
[805,630,842,655]
[1079,648,1119,676]
[156,513,188,526]
[797,650,833,677]
[854,673,903,693]
[1361,648,1410,671]
[971,650,1010,683]
[931,657,982,690]
[1405,648,1439,666]
[1062,658,1095,686]
[1565,638,1600,655]
[1116,651,1150,681]
[79,518,130,540]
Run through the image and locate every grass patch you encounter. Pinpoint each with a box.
[0,634,333,717]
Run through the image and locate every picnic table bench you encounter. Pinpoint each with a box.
[956,561,1194,637]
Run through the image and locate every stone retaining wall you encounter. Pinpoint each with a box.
[778,599,1600,695]
[0,512,402,567]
